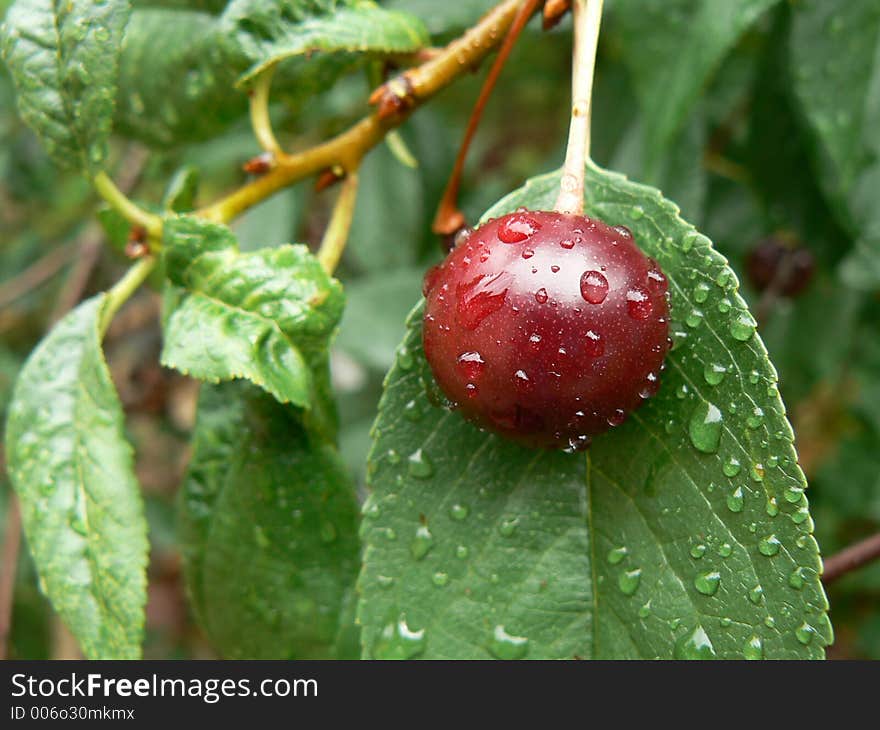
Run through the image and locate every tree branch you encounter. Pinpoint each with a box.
[822,532,880,585]
[197,0,529,225]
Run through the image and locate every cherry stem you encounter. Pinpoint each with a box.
[432,0,542,235]
[554,0,604,215]
[318,172,360,274]
[249,65,283,157]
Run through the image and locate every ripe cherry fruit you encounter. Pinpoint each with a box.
[422,210,671,451]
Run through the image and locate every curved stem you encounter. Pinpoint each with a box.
[433,0,542,235]
[197,0,527,225]
[249,65,283,157]
[318,172,360,274]
[99,257,157,337]
[554,0,604,215]
[93,172,162,239]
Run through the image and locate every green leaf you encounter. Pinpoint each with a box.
[223,0,428,85]
[335,267,424,372]
[160,215,344,409]
[789,0,880,287]
[1,0,131,172]
[162,165,200,212]
[357,163,830,659]
[114,8,246,146]
[4,295,148,659]
[611,0,779,177]
[114,2,426,146]
[179,381,360,658]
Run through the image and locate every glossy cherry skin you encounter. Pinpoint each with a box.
[422,210,671,450]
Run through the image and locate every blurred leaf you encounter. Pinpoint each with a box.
[162,165,200,212]
[224,0,428,85]
[746,5,850,267]
[335,266,424,371]
[232,186,302,252]
[789,0,880,287]
[180,381,360,658]
[612,0,779,177]
[344,144,425,273]
[4,295,148,659]
[358,163,829,659]
[160,215,344,409]
[384,0,497,36]
[114,9,246,146]
[1,0,131,172]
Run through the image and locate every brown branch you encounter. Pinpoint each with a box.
[0,482,21,660]
[822,532,880,585]
[197,0,529,225]
[0,243,77,311]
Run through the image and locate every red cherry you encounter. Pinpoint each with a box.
[422,210,671,450]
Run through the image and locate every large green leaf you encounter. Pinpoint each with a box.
[335,266,424,372]
[224,0,428,85]
[611,0,779,178]
[114,1,426,146]
[179,382,360,658]
[160,215,344,410]
[1,0,131,172]
[789,0,880,287]
[4,296,148,659]
[357,163,830,659]
[114,9,246,146]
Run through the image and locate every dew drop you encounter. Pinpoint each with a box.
[377,575,394,589]
[613,225,633,238]
[674,626,716,659]
[702,363,729,387]
[583,330,604,357]
[432,572,449,587]
[748,585,764,605]
[499,517,520,537]
[746,407,765,429]
[457,351,485,381]
[372,615,427,659]
[718,543,732,558]
[407,449,434,479]
[723,456,742,477]
[628,206,645,220]
[579,270,609,304]
[498,213,541,243]
[727,486,744,513]
[618,568,642,596]
[646,260,668,294]
[690,544,707,559]
[685,309,704,328]
[694,571,721,596]
[534,287,549,304]
[693,282,711,303]
[521,248,534,259]
[730,312,757,341]
[450,503,469,521]
[560,238,575,249]
[488,625,529,660]
[758,534,781,557]
[607,546,628,565]
[795,622,815,645]
[743,635,764,660]
[410,524,434,560]
[626,286,653,319]
[688,400,723,453]
[607,408,627,427]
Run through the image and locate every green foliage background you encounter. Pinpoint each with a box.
[0,0,877,658]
